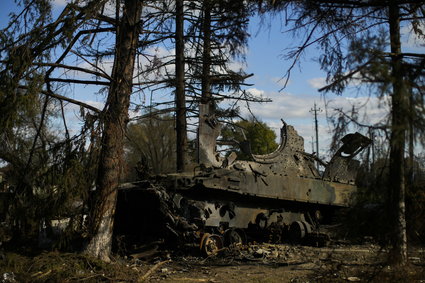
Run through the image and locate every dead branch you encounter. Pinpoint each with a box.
[318,60,373,93]
[45,27,115,77]
[25,93,49,171]
[17,85,102,113]
[69,50,113,80]
[33,62,111,80]
[332,108,389,131]
[130,107,175,122]
[384,52,425,59]
[46,77,110,86]
[137,259,171,282]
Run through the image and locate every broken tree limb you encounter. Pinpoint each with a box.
[138,259,172,282]
[17,86,102,113]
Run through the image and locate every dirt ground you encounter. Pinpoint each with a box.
[1,242,424,282]
[144,243,425,283]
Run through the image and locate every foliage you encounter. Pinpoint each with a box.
[221,117,278,160]
[0,0,109,247]
[267,1,425,263]
[1,0,423,263]
[185,0,253,94]
[0,107,101,245]
[124,113,176,180]
[338,158,425,244]
[0,0,258,255]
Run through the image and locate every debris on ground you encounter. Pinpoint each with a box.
[0,243,423,282]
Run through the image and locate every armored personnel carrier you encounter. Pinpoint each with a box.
[114,103,370,255]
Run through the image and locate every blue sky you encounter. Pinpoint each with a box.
[1,0,424,159]
[238,10,424,157]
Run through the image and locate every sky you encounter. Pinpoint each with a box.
[235,10,424,157]
[1,0,424,160]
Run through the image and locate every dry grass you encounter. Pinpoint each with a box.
[0,251,144,282]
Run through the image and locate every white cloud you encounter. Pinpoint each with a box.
[308,77,327,89]
[102,1,118,18]
[246,88,265,98]
[228,61,246,72]
[401,23,425,51]
[83,100,105,110]
[308,70,365,91]
[148,46,175,58]
[64,60,113,80]
[52,0,70,8]
[325,95,390,125]
[63,100,104,115]
[239,91,324,120]
[134,46,176,82]
[233,88,389,156]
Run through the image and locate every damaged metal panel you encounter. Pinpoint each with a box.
[323,132,371,183]
[115,102,371,254]
[197,103,224,168]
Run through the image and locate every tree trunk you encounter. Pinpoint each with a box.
[175,0,187,172]
[388,0,408,265]
[408,91,414,185]
[85,0,141,261]
[201,0,212,105]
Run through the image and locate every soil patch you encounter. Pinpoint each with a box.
[0,243,423,282]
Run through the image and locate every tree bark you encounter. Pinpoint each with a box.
[388,0,408,265]
[175,0,187,172]
[201,0,212,105]
[408,91,414,185]
[85,0,141,261]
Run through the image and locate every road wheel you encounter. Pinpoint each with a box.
[224,228,246,246]
[200,233,223,256]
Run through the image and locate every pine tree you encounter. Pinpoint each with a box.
[266,0,425,264]
[0,0,145,260]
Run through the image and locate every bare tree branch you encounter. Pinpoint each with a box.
[17,85,102,113]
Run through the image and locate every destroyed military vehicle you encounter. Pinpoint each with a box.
[114,103,371,256]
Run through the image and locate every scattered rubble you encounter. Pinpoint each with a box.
[0,242,423,282]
